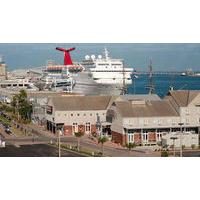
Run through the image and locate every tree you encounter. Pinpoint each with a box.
[74,131,84,151]
[161,151,169,157]
[11,89,32,122]
[126,142,136,154]
[98,136,108,156]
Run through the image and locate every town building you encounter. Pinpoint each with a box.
[162,132,199,148]
[108,90,200,146]
[45,95,113,135]
[165,90,200,132]
[29,92,83,125]
[108,98,180,145]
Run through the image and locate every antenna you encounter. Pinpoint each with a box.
[146,58,155,94]
[104,47,109,60]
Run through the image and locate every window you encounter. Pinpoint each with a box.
[172,119,176,125]
[72,123,78,133]
[142,133,148,141]
[144,119,148,125]
[85,122,91,132]
[90,113,92,116]
[158,119,162,125]
[84,113,86,116]
[185,109,189,115]
[71,114,73,117]
[77,113,80,116]
[128,134,134,143]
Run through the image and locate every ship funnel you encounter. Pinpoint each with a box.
[55,47,75,65]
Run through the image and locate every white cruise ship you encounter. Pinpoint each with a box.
[89,48,133,85]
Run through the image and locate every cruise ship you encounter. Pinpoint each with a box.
[88,48,133,85]
[12,47,132,95]
[35,62,118,94]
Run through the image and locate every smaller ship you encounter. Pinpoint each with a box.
[181,68,200,77]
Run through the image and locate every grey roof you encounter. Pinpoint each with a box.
[116,99,179,118]
[28,92,82,99]
[116,94,161,102]
[50,95,112,111]
[165,90,200,107]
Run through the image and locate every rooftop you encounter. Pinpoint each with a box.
[115,99,179,118]
[49,95,112,111]
[165,90,200,107]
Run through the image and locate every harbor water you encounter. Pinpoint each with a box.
[128,74,200,98]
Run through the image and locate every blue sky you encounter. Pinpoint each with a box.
[0,43,200,71]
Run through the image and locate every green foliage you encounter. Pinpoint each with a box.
[161,151,169,157]
[11,89,32,121]
[182,145,185,150]
[0,115,11,126]
[74,131,84,138]
[126,142,136,151]
[191,144,196,149]
[98,136,108,144]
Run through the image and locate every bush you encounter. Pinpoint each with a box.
[191,144,196,149]
[182,145,185,150]
[161,151,169,157]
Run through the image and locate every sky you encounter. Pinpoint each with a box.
[0,43,200,71]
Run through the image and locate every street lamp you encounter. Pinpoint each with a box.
[57,128,62,157]
[178,122,184,157]
[170,136,178,157]
[96,115,102,137]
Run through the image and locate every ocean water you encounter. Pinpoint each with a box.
[128,74,200,97]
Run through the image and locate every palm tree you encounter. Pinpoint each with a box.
[74,131,84,151]
[98,136,108,156]
[126,142,136,155]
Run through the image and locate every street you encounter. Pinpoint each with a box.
[0,123,160,157]
[0,144,85,157]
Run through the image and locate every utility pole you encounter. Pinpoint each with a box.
[16,98,20,121]
[146,59,155,94]
[57,128,61,157]
[170,136,178,157]
[178,122,184,157]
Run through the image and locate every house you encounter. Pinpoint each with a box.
[108,90,200,146]
[108,98,180,145]
[165,90,200,130]
[45,95,113,135]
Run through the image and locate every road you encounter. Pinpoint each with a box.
[1,123,160,157]
[0,144,85,157]
[3,136,159,157]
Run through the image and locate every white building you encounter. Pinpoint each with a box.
[162,132,199,148]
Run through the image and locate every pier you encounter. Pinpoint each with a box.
[139,71,182,75]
